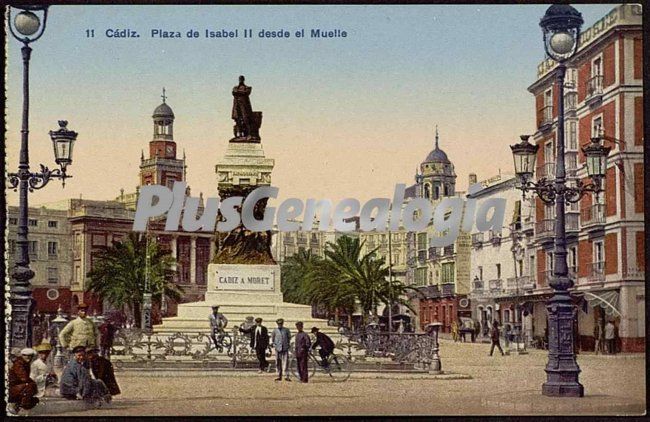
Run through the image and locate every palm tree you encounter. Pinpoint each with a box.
[280,248,320,305]
[86,232,182,328]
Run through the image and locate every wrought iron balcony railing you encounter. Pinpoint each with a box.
[488,278,503,292]
[588,261,605,282]
[564,91,578,112]
[586,75,604,102]
[581,204,605,228]
[471,232,484,246]
[536,162,556,180]
[539,105,553,129]
[473,280,484,291]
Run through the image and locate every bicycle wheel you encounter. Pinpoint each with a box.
[222,334,232,351]
[324,355,351,382]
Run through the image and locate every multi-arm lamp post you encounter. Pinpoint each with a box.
[510,4,611,397]
[8,5,79,349]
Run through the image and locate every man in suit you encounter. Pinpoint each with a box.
[271,318,291,381]
[239,317,269,373]
[295,322,311,383]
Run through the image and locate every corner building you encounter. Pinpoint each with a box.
[527,4,643,352]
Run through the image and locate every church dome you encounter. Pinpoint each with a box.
[425,147,449,163]
[153,102,174,119]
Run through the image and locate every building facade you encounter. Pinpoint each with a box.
[528,3,644,352]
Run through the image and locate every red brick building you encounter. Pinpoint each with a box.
[527,4,644,352]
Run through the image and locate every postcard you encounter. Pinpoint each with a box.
[4,3,645,417]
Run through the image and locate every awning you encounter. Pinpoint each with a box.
[579,290,621,317]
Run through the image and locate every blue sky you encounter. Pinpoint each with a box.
[5,4,618,205]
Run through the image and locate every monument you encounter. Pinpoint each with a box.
[156,76,331,333]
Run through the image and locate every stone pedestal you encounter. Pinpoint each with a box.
[155,264,333,333]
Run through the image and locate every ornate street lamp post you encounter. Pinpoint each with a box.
[510,4,611,397]
[7,6,79,349]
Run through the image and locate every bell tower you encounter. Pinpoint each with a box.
[139,88,186,188]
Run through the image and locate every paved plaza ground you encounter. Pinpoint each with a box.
[41,339,645,416]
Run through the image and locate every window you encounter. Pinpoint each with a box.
[592,56,602,77]
[48,220,58,228]
[28,219,38,227]
[496,263,501,279]
[478,266,483,280]
[545,203,555,220]
[594,241,604,263]
[48,241,58,257]
[424,184,430,199]
[544,89,552,107]
[8,240,16,254]
[47,267,59,284]
[545,141,554,163]
[592,116,603,137]
[546,252,554,271]
[517,260,524,277]
[529,255,535,275]
[9,217,17,225]
[415,267,428,286]
[441,263,455,284]
[566,121,577,150]
[569,247,578,273]
[417,233,427,251]
[75,265,81,283]
[28,241,38,257]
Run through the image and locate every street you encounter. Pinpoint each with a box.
[44,339,645,416]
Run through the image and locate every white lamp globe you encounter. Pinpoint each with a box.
[549,31,575,55]
[14,10,41,36]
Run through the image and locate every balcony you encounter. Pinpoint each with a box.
[565,152,578,174]
[535,215,578,241]
[564,91,578,114]
[488,279,503,292]
[520,276,535,291]
[581,204,605,229]
[428,247,440,260]
[566,213,580,234]
[536,162,555,180]
[471,232,484,247]
[588,261,605,283]
[441,283,455,296]
[586,75,604,104]
[417,250,427,264]
[442,245,454,257]
[488,231,502,246]
[521,218,534,233]
[538,105,553,130]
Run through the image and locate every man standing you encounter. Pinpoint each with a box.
[30,341,57,398]
[294,322,311,383]
[311,327,335,368]
[8,348,39,415]
[594,319,602,354]
[60,346,111,404]
[271,318,291,381]
[489,320,505,356]
[239,317,269,373]
[59,303,100,352]
[604,320,616,354]
[209,305,229,352]
[87,348,121,396]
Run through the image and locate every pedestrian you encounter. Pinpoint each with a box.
[451,320,459,342]
[99,319,117,359]
[311,327,336,368]
[489,320,505,356]
[271,318,291,381]
[239,317,270,373]
[59,303,100,352]
[593,319,602,354]
[30,340,58,398]
[87,348,121,396]
[604,320,616,354]
[60,346,111,405]
[294,322,311,383]
[209,305,229,352]
[8,348,39,415]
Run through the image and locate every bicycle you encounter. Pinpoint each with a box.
[290,349,351,382]
[211,330,232,353]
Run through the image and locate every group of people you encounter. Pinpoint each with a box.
[210,305,335,383]
[7,303,121,415]
[594,319,619,354]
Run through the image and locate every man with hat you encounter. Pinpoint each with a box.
[271,318,291,381]
[294,322,311,383]
[60,346,111,404]
[311,327,336,369]
[59,303,100,352]
[209,305,229,352]
[239,317,270,373]
[30,340,58,397]
[8,348,39,414]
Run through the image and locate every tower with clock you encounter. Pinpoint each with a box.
[139,88,186,188]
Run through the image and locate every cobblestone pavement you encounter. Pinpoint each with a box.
[47,339,645,416]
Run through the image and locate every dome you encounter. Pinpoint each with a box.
[425,147,449,163]
[153,102,174,119]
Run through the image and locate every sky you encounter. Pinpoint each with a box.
[5,4,618,207]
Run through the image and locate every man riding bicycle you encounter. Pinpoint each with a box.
[311,327,335,368]
[209,305,229,352]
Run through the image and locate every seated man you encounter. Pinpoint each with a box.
[209,305,229,352]
[87,348,121,396]
[310,327,335,368]
[30,340,58,398]
[8,348,39,415]
[60,346,111,405]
